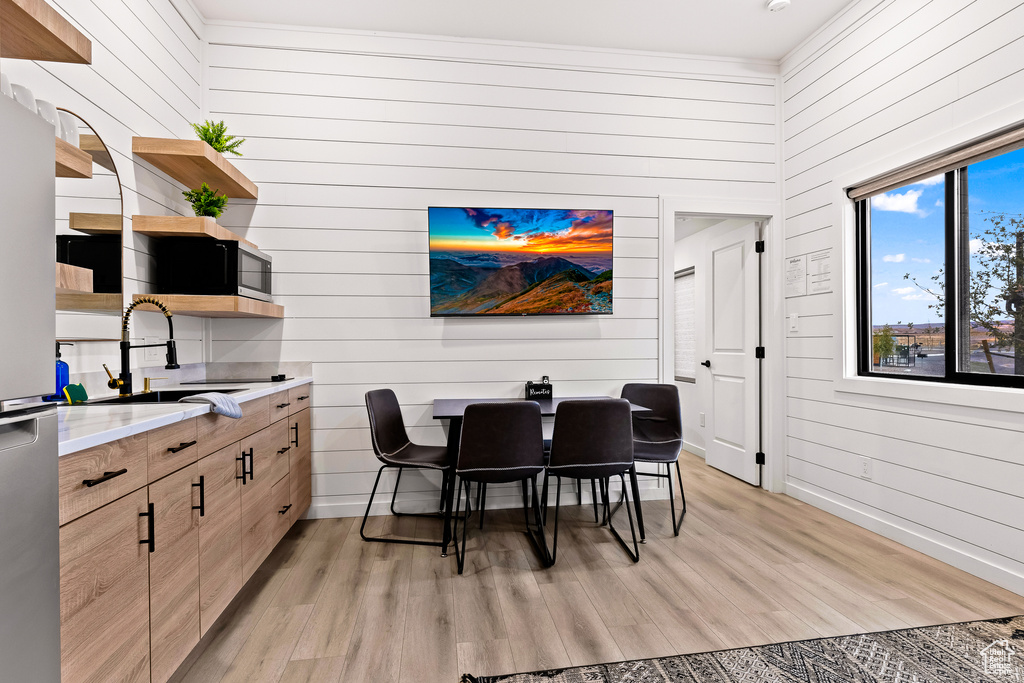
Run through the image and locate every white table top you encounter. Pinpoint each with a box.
[57,377,313,456]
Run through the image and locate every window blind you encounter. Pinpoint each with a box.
[847,121,1024,201]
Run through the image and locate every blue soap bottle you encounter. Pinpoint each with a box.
[45,341,73,402]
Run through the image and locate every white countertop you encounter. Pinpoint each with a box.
[57,377,313,456]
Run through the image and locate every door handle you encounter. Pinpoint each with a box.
[82,468,128,487]
[291,422,299,447]
[139,502,155,553]
[236,453,247,484]
[168,440,197,453]
[701,360,711,368]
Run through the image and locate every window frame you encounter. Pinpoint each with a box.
[856,167,1024,390]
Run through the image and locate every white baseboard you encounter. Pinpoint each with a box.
[786,481,1024,598]
[683,441,705,458]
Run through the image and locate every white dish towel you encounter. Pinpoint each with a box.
[179,392,243,418]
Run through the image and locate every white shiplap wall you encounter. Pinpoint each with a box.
[1,0,207,386]
[781,0,1024,594]
[202,24,779,517]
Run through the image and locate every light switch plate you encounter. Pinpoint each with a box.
[788,314,799,333]
[144,337,161,362]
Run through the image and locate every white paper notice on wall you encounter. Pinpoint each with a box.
[807,248,832,294]
[785,255,807,298]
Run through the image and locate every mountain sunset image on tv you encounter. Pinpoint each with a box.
[428,207,613,316]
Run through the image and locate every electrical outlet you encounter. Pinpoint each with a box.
[788,314,799,333]
[699,412,705,427]
[860,456,873,480]
[143,337,161,362]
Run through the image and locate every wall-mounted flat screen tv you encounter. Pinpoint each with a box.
[428,207,613,316]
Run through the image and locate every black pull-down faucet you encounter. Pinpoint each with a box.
[104,296,179,397]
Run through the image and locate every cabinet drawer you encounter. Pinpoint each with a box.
[270,473,292,548]
[59,433,148,526]
[268,389,292,423]
[288,384,311,415]
[197,395,269,458]
[148,418,198,482]
[289,409,312,524]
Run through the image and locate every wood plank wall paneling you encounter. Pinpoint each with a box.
[781,0,1024,592]
[203,24,777,518]
[4,0,206,376]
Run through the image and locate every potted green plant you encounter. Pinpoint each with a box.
[183,183,228,219]
[190,119,245,156]
[872,323,896,366]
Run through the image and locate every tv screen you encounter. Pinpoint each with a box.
[428,207,613,316]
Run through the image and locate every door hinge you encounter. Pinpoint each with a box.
[755,346,765,359]
[755,240,765,253]
[755,452,766,465]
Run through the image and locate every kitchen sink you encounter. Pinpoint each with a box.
[85,388,245,405]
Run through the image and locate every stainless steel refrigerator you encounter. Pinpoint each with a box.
[0,91,61,681]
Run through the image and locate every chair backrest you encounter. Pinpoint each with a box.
[547,399,634,478]
[457,402,545,483]
[621,383,682,444]
[365,389,411,459]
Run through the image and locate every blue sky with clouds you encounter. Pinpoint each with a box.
[869,147,1024,327]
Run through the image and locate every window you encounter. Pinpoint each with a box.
[674,267,696,383]
[855,142,1024,388]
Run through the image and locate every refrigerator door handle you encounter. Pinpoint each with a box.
[0,409,55,452]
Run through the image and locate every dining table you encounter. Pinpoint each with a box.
[431,396,651,554]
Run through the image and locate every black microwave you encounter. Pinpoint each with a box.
[154,237,273,302]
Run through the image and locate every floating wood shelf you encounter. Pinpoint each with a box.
[80,134,114,173]
[0,0,91,63]
[132,137,258,199]
[132,215,257,248]
[56,136,92,178]
[69,212,121,234]
[56,262,92,294]
[132,294,283,319]
[57,292,121,313]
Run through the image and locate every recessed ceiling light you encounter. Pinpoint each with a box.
[766,0,791,11]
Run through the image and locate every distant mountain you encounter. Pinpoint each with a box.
[431,255,612,315]
[429,257,496,303]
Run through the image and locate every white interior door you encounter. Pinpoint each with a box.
[700,221,760,485]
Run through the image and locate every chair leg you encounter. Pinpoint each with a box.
[591,479,599,522]
[672,460,686,535]
[454,479,471,574]
[479,482,487,529]
[628,463,646,543]
[389,467,404,516]
[541,471,550,526]
[551,476,562,564]
[530,476,551,566]
[576,478,583,505]
[605,471,639,563]
[360,465,387,542]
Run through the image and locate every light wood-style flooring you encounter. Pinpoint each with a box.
[172,452,1024,682]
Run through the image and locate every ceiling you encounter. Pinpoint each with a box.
[190,0,853,62]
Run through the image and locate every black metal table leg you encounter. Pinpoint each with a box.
[440,416,462,556]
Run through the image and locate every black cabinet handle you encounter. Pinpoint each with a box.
[278,504,292,515]
[701,360,712,368]
[297,395,308,402]
[277,402,291,409]
[82,468,128,487]
[192,476,205,516]
[246,448,254,481]
[236,453,247,484]
[291,422,299,448]
[139,502,155,553]
[168,440,197,453]
[277,446,291,455]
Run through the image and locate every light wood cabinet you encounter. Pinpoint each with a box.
[289,408,312,525]
[288,385,311,415]
[148,465,201,683]
[240,419,289,581]
[197,443,243,636]
[59,488,150,683]
[59,384,313,683]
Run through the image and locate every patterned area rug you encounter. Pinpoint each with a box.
[462,615,1024,682]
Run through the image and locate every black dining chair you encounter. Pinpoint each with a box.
[621,383,686,537]
[361,388,456,555]
[452,401,550,574]
[545,399,640,563]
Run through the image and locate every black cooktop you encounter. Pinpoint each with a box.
[182,377,293,384]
